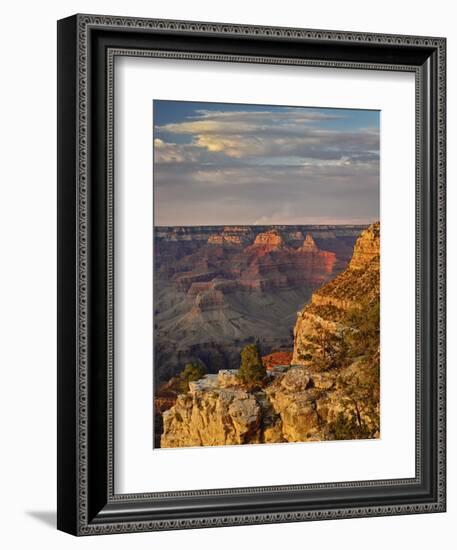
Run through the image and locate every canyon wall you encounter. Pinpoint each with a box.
[154,224,365,383]
[160,223,381,447]
[292,222,380,366]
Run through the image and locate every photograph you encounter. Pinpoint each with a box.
[52,7,446,538]
[152,100,381,448]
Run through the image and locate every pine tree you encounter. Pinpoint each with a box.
[238,343,266,388]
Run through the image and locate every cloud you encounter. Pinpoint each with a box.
[155,109,379,163]
[154,162,379,225]
[153,105,379,225]
[158,108,342,136]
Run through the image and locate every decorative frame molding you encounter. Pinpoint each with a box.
[57,14,446,536]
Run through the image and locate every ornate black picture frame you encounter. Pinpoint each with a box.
[57,14,446,535]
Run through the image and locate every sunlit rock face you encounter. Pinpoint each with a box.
[160,361,379,447]
[247,229,286,252]
[349,222,380,270]
[301,234,318,251]
[161,376,262,448]
[292,222,380,367]
[207,234,244,246]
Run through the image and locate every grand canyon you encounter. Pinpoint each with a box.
[154,223,380,447]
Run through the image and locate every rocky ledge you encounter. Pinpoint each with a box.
[161,361,379,447]
[161,370,262,447]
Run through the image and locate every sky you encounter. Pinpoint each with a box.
[153,100,380,226]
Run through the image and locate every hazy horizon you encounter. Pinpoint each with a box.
[154,221,375,228]
[153,100,380,226]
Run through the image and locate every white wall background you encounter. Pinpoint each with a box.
[0,0,454,548]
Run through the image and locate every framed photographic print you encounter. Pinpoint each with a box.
[57,14,446,535]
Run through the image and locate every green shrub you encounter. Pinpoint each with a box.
[175,361,206,393]
[345,298,380,358]
[238,343,266,388]
[326,412,372,440]
[181,361,206,382]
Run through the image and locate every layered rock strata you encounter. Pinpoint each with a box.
[160,223,381,447]
[154,226,353,383]
[293,222,380,366]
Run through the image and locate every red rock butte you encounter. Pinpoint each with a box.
[301,234,318,251]
[252,229,285,247]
